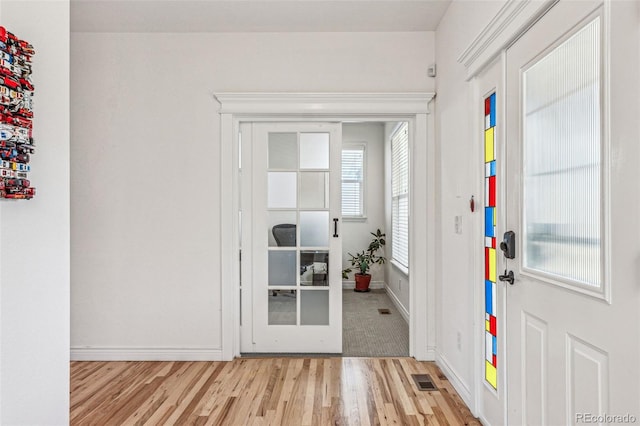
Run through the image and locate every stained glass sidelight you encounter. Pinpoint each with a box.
[484,92,498,390]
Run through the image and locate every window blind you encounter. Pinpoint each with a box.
[392,123,409,269]
[342,147,365,217]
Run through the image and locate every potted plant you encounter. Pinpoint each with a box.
[342,229,387,292]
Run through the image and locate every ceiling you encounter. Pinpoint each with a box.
[71,0,452,33]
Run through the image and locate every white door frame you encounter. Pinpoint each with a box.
[215,93,435,361]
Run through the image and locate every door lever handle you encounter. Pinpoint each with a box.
[499,270,514,285]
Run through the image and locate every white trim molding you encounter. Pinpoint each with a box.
[436,353,474,414]
[215,92,436,361]
[214,93,433,115]
[457,0,558,79]
[342,280,386,291]
[70,347,223,361]
[384,284,410,324]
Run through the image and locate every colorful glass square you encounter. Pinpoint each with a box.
[490,93,496,127]
[485,280,493,315]
[485,207,495,237]
[484,128,494,163]
[486,361,497,388]
[489,176,496,206]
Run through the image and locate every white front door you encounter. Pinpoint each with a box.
[505,1,639,424]
[241,122,342,353]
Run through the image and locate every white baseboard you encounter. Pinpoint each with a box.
[71,347,224,361]
[426,347,437,361]
[478,414,491,426]
[342,280,385,290]
[435,352,474,412]
[384,284,409,324]
[412,349,436,361]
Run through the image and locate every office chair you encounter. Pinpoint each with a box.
[271,224,296,296]
[272,223,296,247]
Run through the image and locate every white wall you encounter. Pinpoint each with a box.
[434,0,506,404]
[383,122,410,315]
[341,122,386,287]
[0,1,70,424]
[71,32,435,356]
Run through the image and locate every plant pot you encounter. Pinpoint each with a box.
[354,273,372,292]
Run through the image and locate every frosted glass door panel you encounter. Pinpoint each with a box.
[268,290,297,325]
[300,251,329,286]
[268,211,296,247]
[300,290,329,325]
[522,17,601,287]
[268,251,296,286]
[269,133,297,170]
[300,133,330,169]
[300,211,329,247]
[268,172,297,208]
[300,172,329,209]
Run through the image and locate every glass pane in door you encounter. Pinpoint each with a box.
[522,17,601,287]
[269,211,296,247]
[300,290,329,325]
[300,211,329,247]
[269,133,297,169]
[268,172,297,208]
[268,251,296,286]
[300,251,329,287]
[299,172,329,209]
[300,133,330,169]
[269,290,297,325]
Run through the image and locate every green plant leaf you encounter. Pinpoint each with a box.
[345,228,387,275]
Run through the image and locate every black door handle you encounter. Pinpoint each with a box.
[333,218,339,238]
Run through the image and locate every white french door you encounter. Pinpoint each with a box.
[241,122,342,353]
[504,1,639,424]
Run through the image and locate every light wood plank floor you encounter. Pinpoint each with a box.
[71,358,481,425]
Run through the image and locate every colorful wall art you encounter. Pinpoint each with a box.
[484,92,497,389]
[0,26,35,199]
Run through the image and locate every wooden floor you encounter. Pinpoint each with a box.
[71,358,481,425]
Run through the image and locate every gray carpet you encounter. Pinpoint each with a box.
[268,290,297,325]
[342,289,409,357]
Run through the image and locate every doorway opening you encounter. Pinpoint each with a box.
[216,92,435,361]
[341,121,410,357]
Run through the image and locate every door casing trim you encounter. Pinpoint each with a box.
[215,92,435,360]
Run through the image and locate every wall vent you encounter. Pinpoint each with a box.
[411,374,437,391]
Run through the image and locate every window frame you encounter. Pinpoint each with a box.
[341,143,367,221]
